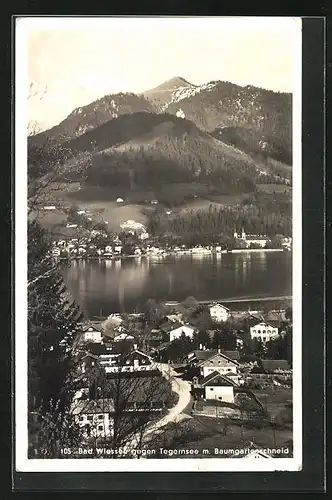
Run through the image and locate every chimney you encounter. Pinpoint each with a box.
[133,343,138,350]
[218,348,221,353]
[199,343,202,350]
[203,345,206,351]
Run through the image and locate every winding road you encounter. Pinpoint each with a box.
[126,363,192,449]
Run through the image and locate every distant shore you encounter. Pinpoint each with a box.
[165,295,292,306]
[56,247,290,261]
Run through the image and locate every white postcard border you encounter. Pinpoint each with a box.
[15,16,302,473]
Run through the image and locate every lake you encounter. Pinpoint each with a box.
[62,251,292,318]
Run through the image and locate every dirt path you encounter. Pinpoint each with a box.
[147,363,192,431]
[126,363,192,450]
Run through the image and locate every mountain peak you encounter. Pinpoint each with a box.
[146,77,194,93]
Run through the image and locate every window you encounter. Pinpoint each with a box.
[252,329,256,334]
[98,415,103,420]
[258,330,261,333]
[87,415,93,421]
[209,388,214,391]
[227,368,232,371]
[267,330,271,333]
[218,396,223,400]
[262,337,266,342]
[98,425,103,431]
[79,416,84,422]
[263,330,266,334]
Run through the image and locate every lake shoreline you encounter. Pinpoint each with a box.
[57,248,289,261]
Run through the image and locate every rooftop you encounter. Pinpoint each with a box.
[71,399,114,415]
[198,371,238,387]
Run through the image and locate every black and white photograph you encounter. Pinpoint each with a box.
[15,16,302,472]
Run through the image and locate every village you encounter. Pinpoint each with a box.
[48,211,292,260]
[61,298,293,459]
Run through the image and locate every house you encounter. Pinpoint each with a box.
[165,313,183,324]
[281,237,292,250]
[103,349,155,374]
[71,399,114,437]
[250,322,279,343]
[209,303,230,323]
[114,244,123,254]
[80,326,103,344]
[78,353,100,374]
[193,371,238,403]
[168,324,195,342]
[233,229,270,248]
[197,350,239,378]
[187,348,217,365]
[150,341,172,355]
[138,231,149,241]
[261,359,291,374]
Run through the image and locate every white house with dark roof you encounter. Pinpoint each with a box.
[103,349,155,374]
[209,303,230,323]
[159,322,195,342]
[71,399,114,438]
[195,371,238,402]
[250,322,279,343]
[80,325,103,344]
[197,350,239,378]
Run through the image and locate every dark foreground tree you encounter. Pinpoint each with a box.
[69,349,175,457]
[28,219,83,457]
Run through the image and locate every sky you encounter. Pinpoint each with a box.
[20,17,301,130]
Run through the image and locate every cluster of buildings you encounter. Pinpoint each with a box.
[59,297,291,444]
[49,210,292,259]
[68,323,170,439]
[186,346,290,406]
[51,234,126,258]
[233,229,292,250]
[151,303,282,346]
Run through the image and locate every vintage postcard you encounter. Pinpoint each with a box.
[15,16,302,473]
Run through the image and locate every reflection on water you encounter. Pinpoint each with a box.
[62,252,292,317]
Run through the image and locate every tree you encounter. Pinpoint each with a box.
[285,307,293,322]
[143,299,167,326]
[252,339,267,359]
[71,348,175,456]
[28,219,83,457]
[212,329,237,351]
